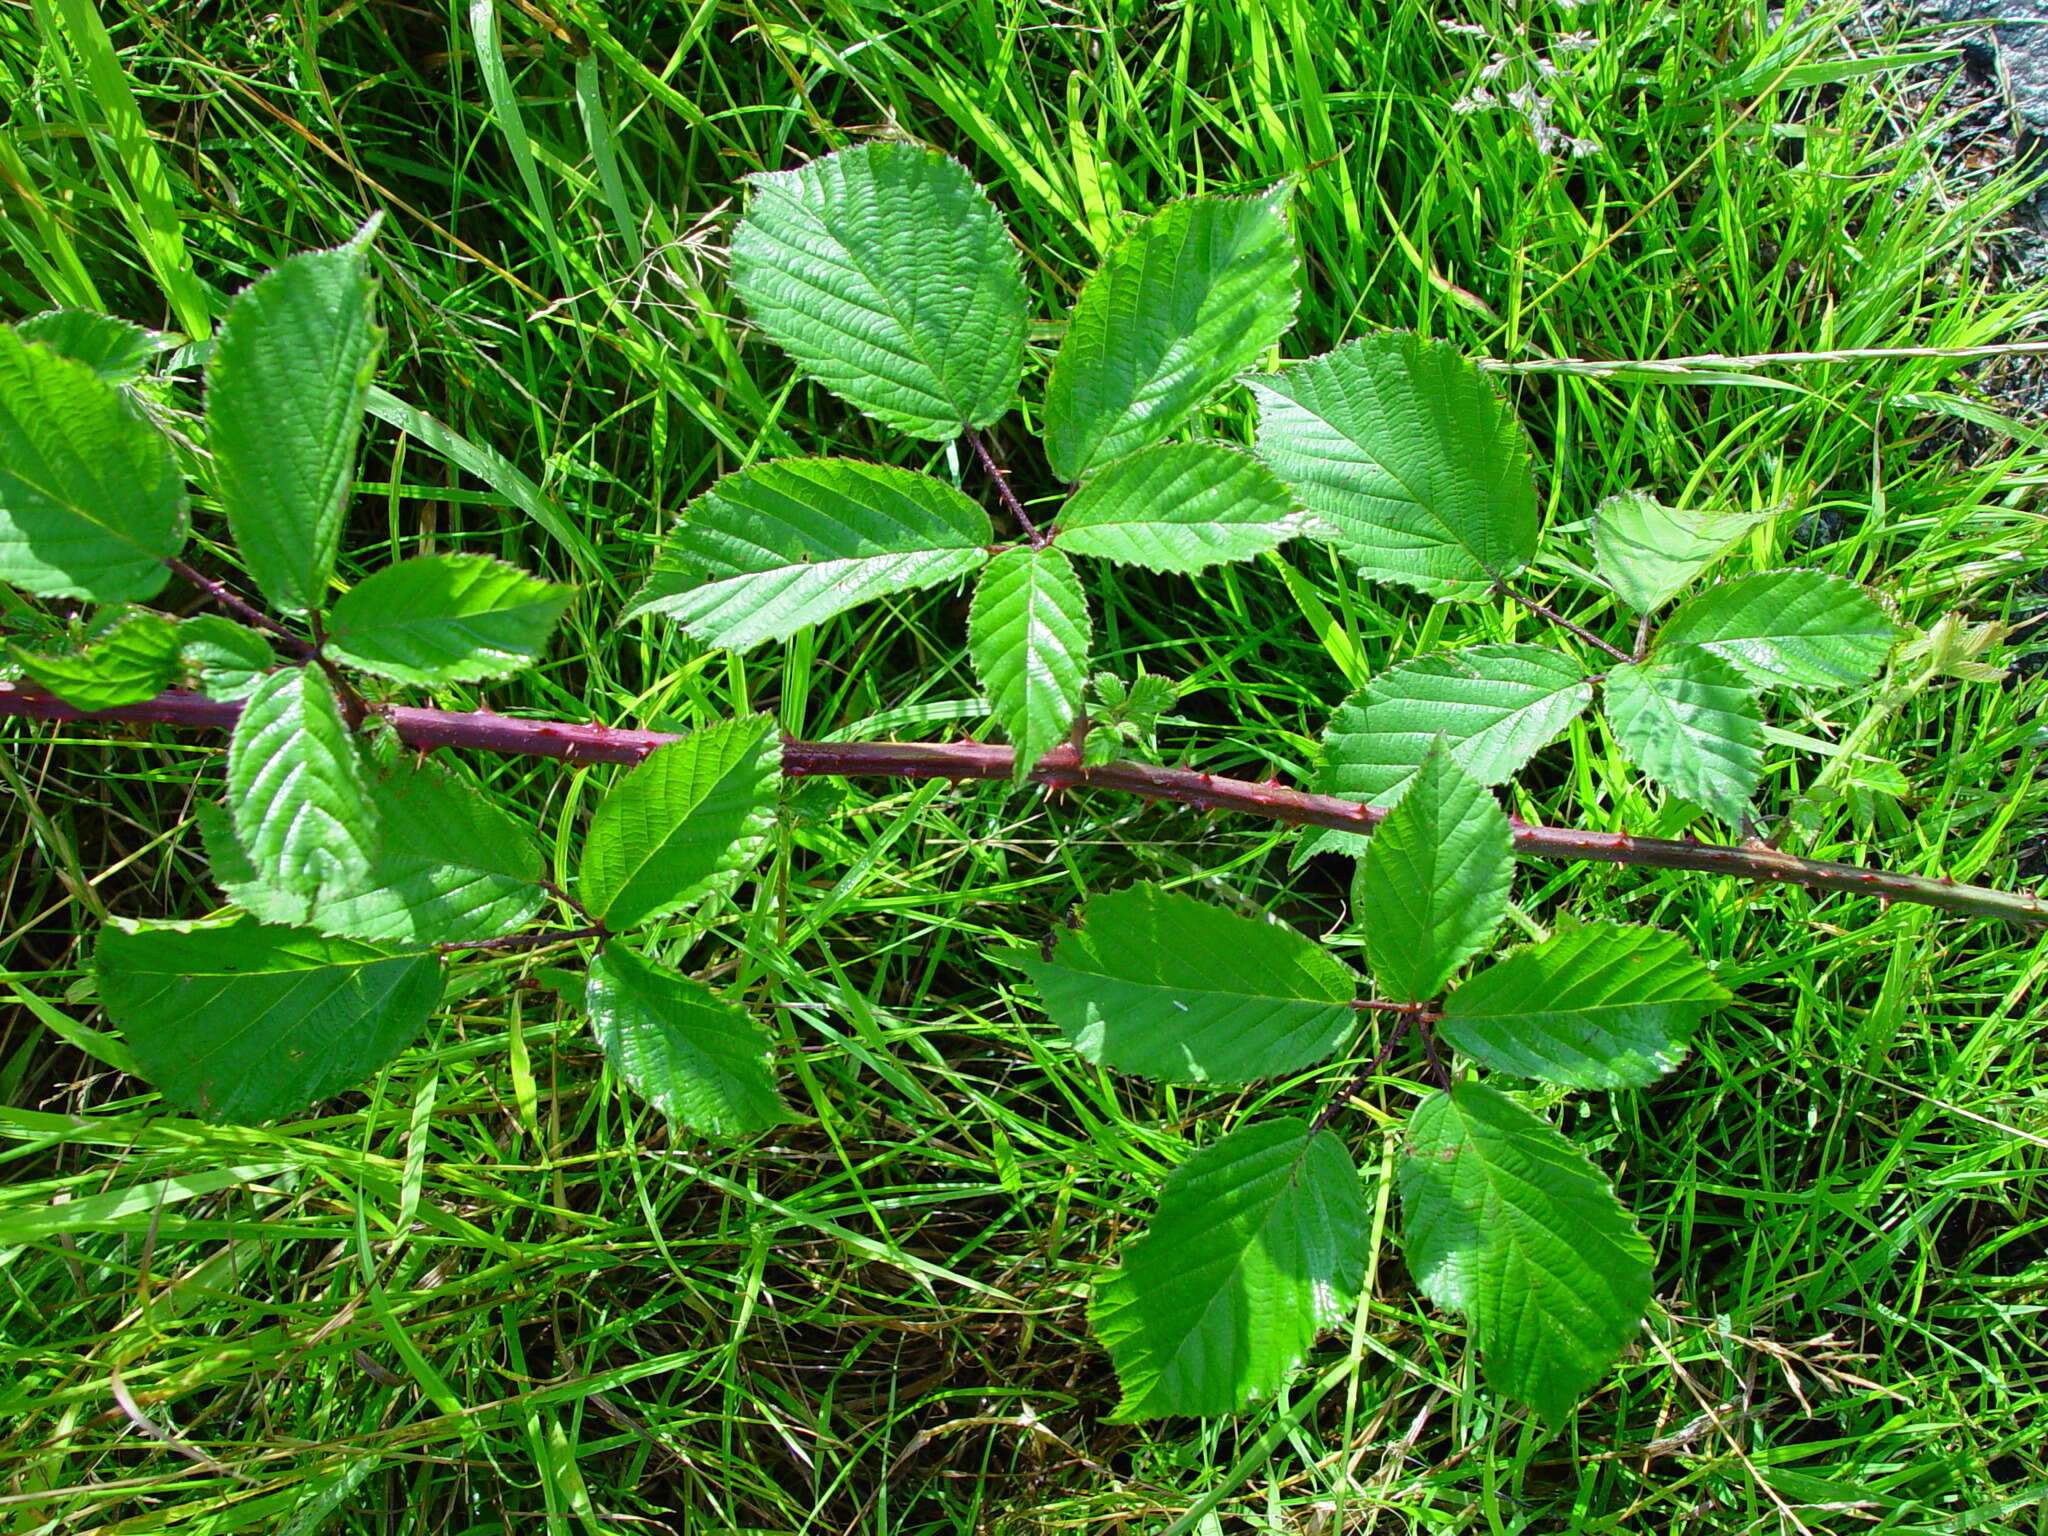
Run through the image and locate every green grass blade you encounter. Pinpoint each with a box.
[41,0,211,338]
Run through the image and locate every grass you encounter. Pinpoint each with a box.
[3,0,2048,1529]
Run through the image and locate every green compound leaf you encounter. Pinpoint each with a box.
[1439,922,1730,1088]
[1053,442,1311,573]
[11,606,181,709]
[1603,650,1764,823]
[1251,333,1537,599]
[1092,1117,1370,1420]
[199,756,544,945]
[585,944,789,1136]
[1020,882,1357,1083]
[1302,645,1590,861]
[326,553,574,686]
[1656,570,1896,690]
[1399,1083,1654,1425]
[207,241,382,615]
[578,715,780,931]
[1592,491,1770,614]
[968,545,1092,778]
[1118,671,1177,727]
[730,141,1028,440]
[226,667,379,901]
[1082,668,1178,768]
[1354,747,1513,1004]
[178,615,275,701]
[94,917,443,1124]
[17,309,161,385]
[0,324,186,602]
[1045,189,1299,482]
[626,459,993,649]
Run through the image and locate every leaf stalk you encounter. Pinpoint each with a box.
[1494,579,1635,663]
[164,558,316,660]
[967,428,1049,548]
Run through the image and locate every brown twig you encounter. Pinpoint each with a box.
[967,429,1048,548]
[1310,1008,1422,1134]
[1495,580,1635,663]
[436,924,605,957]
[1419,1022,1454,1091]
[304,612,373,726]
[540,879,595,924]
[4,681,2043,928]
[165,558,316,660]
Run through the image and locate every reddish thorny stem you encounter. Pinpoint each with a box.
[3,680,2043,928]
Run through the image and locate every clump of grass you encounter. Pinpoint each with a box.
[3,0,2047,1530]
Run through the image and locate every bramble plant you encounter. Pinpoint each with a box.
[1,142,2040,1428]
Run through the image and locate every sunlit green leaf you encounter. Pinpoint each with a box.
[1054,442,1310,573]
[225,667,378,900]
[731,142,1028,439]
[1592,491,1769,614]
[578,716,780,930]
[1302,645,1589,860]
[11,606,180,709]
[1657,570,1895,689]
[1021,882,1356,1083]
[326,553,573,686]
[200,756,543,945]
[1252,334,1536,598]
[17,309,161,385]
[1354,746,1512,1003]
[626,459,992,648]
[178,616,275,701]
[1046,190,1298,481]
[968,545,1092,777]
[586,944,788,1135]
[95,917,442,1124]
[1439,922,1729,1088]
[207,241,381,614]
[0,324,185,601]
[1400,1083,1653,1424]
[1094,1118,1369,1419]
[1602,650,1763,822]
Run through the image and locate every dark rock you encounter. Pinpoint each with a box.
[1930,2,2048,157]
[1793,509,1848,550]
